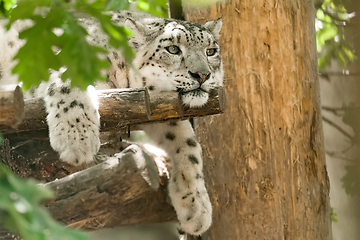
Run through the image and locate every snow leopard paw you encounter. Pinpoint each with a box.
[44,82,100,165]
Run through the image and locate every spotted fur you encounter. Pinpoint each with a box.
[0,11,223,236]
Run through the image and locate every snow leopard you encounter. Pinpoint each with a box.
[0,11,223,236]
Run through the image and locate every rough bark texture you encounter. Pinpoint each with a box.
[43,146,177,230]
[185,0,332,239]
[0,87,225,134]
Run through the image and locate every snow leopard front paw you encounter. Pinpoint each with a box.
[44,82,100,165]
[48,113,100,165]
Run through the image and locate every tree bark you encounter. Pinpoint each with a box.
[43,145,177,230]
[185,0,332,239]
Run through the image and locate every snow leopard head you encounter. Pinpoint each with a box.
[126,16,223,108]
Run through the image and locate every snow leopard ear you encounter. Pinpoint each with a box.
[203,18,222,40]
[124,18,147,43]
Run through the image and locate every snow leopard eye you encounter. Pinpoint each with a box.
[166,45,181,55]
[206,48,217,56]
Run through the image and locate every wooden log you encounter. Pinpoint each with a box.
[0,85,24,127]
[0,87,226,134]
[42,145,177,229]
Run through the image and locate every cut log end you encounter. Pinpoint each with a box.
[0,85,24,127]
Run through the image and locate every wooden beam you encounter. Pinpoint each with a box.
[0,87,226,134]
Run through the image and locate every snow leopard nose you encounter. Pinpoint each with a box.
[188,71,211,84]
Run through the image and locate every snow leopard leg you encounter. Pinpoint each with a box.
[141,120,212,236]
[39,79,100,165]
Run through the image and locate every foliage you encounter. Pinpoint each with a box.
[341,163,360,197]
[136,0,168,18]
[0,0,168,90]
[339,103,360,197]
[0,163,88,240]
[315,0,356,70]
[331,208,339,222]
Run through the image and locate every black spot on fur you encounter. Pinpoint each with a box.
[176,148,181,153]
[118,62,125,69]
[79,103,84,109]
[186,138,197,147]
[148,85,155,91]
[165,132,175,140]
[48,83,56,96]
[76,118,80,123]
[182,192,192,199]
[55,113,60,118]
[7,41,14,48]
[60,86,70,94]
[188,155,199,164]
[63,107,69,113]
[142,77,146,87]
[194,224,203,233]
[113,52,119,59]
[70,100,78,108]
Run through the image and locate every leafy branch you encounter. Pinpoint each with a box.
[315,0,356,70]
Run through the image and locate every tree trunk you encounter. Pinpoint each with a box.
[184,0,332,239]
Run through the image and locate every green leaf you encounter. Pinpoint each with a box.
[11,13,62,89]
[331,209,338,222]
[136,0,168,18]
[57,12,109,89]
[341,163,360,197]
[80,7,135,65]
[342,102,360,143]
[0,0,17,17]
[105,0,130,11]
[0,163,88,240]
[7,0,51,26]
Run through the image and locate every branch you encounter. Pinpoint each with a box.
[321,8,348,23]
[322,106,345,116]
[43,145,177,229]
[0,87,226,134]
[322,116,354,141]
